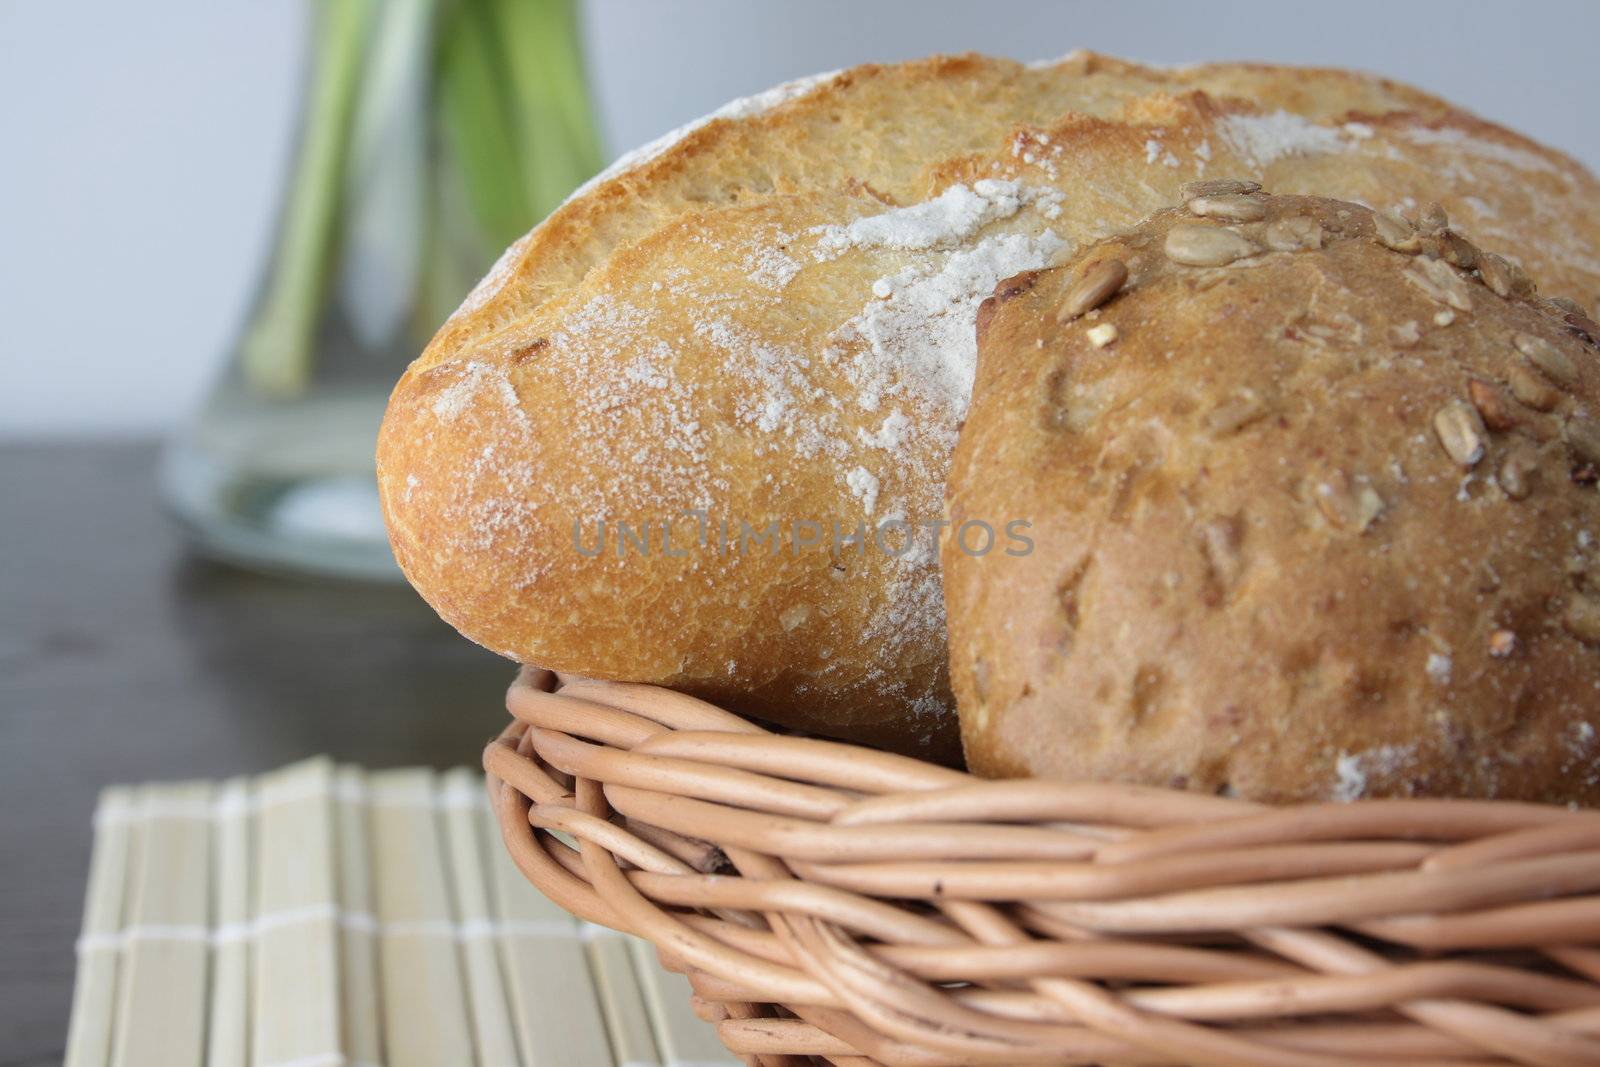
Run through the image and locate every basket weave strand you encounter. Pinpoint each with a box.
[485,667,1600,1067]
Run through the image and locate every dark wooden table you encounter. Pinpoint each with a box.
[0,443,513,1066]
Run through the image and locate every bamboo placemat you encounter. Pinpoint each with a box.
[64,758,739,1067]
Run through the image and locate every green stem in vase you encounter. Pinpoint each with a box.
[434,0,534,253]
[487,0,605,222]
[419,50,498,341]
[338,0,440,353]
[424,0,603,332]
[239,0,375,398]
[238,0,604,391]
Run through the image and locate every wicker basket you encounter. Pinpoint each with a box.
[485,666,1600,1067]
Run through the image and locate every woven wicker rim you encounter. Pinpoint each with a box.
[485,667,1600,1067]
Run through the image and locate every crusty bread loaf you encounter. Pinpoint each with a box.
[378,51,1600,760]
[947,190,1600,803]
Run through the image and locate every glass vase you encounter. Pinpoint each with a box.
[163,0,601,580]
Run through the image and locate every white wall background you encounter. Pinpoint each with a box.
[2,0,1597,438]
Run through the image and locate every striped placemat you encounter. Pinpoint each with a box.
[63,758,739,1067]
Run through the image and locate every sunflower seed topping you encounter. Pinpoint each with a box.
[1564,416,1600,467]
[1420,202,1449,234]
[1198,517,1244,598]
[1204,389,1269,435]
[1180,178,1261,198]
[1468,379,1516,431]
[1439,231,1479,271]
[1563,310,1600,347]
[1516,332,1578,386]
[1478,253,1516,298]
[1056,258,1128,322]
[1264,216,1323,252]
[1374,210,1421,253]
[1504,258,1537,298]
[1391,320,1423,347]
[1165,224,1260,267]
[1507,364,1562,411]
[1187,193,1268,222]
[1434,399,1487,467]
[1498,441,1540,500]
[1314,472,1385,532]
[1563,594,1600,645]
[1406,257,1473,311]
[1552,296,1587,317]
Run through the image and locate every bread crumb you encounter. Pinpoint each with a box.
[1087,322,1119,348]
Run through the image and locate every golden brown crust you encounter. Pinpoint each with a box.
[419,51,1598,375]
[948,193,1600,803]
[379,51,1600,760]
[383,193,962,759]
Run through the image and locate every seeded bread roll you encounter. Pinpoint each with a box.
[379,51,1600,761]
[948,191,1600,803]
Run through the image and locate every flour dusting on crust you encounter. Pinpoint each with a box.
[816,181,1069,419]
[843,229,1066,418]
[1216,110,1354,167]
[1332,744,1418,801]
[814,180,1061,254]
